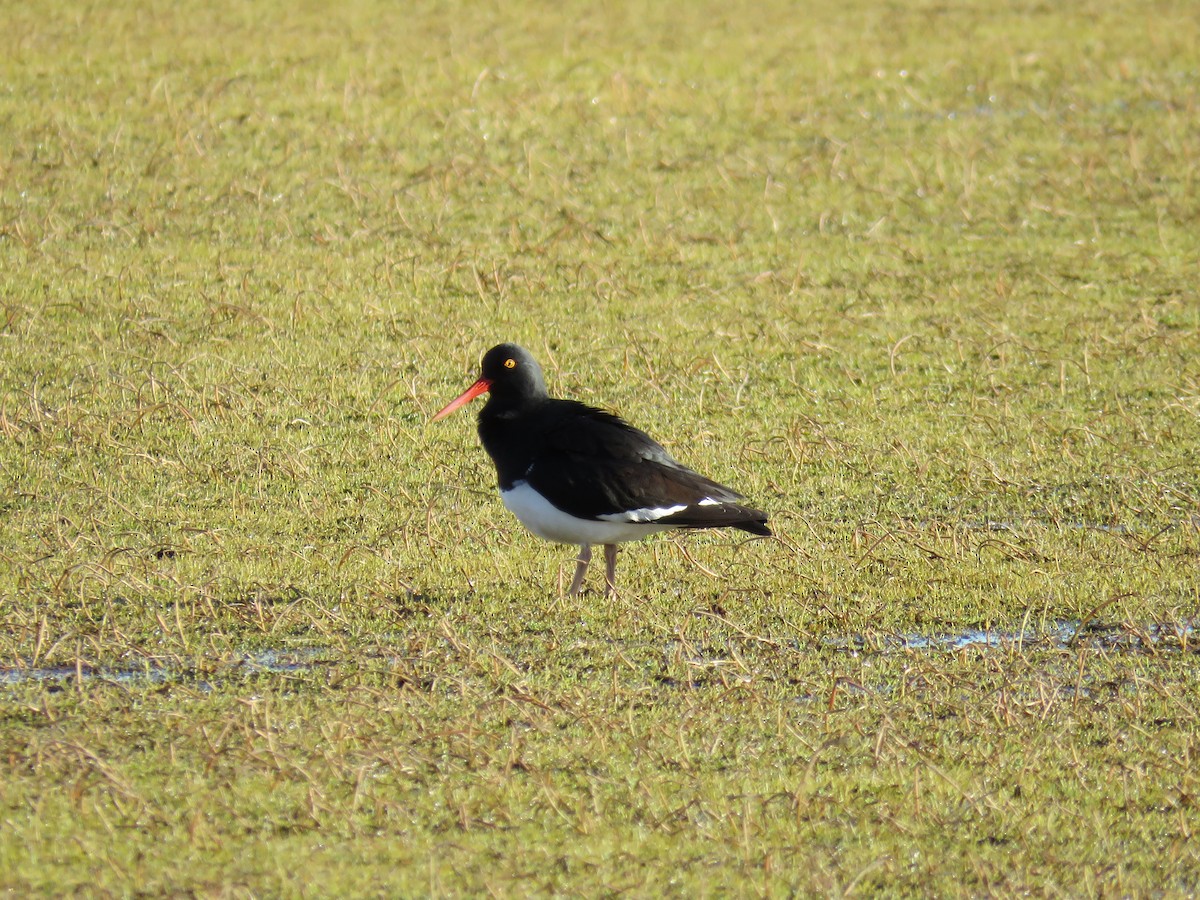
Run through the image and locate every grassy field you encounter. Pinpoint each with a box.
[2,0,1198,894]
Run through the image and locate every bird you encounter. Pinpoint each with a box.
[432,343,770,596]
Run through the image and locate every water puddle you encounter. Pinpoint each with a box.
[0,648,330,689]
[2,620,1195,688]
[823,620,1196,654]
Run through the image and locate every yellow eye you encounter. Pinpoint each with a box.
[504,358,516,369]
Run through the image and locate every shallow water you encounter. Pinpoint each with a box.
[1,621,1194,687]
[823,620,1196,654]
[0,648,329,688]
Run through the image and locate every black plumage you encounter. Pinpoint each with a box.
[434,343,770,594]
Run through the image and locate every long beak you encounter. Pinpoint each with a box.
[432,377,491,421]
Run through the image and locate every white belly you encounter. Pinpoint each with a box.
[500,481,674,545]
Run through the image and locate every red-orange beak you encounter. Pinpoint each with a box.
[432,377,491,421]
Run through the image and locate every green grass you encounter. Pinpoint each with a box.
[2,0,1199,894]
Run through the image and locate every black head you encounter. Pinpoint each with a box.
[432,343,548,420]
[478,344,547,400]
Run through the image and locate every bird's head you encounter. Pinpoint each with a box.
[432,343,548,420]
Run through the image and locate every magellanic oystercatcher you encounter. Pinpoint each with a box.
[433,343,770,596]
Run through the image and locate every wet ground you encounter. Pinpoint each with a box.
[2,619,1194,688]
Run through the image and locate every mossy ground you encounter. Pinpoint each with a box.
[2,0,1198,895]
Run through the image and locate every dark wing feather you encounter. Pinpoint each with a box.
[525,401,770,535]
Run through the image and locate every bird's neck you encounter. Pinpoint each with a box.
[480,387,547,419]
[477,398,548,488]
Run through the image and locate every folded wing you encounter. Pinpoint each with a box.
[526,403,771,536]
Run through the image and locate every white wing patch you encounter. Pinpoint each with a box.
[599,497,725,522]
[599,504,688,524]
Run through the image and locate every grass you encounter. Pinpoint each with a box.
[2,0,1199,894]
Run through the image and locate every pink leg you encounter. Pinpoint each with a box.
[603,544,618,596]
[568,545,592,596]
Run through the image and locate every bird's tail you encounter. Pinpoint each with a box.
[661,501,771,536]
[733,515,771,537]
